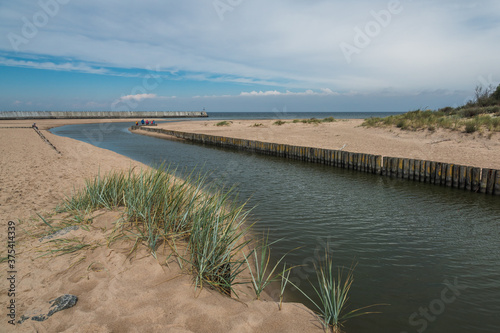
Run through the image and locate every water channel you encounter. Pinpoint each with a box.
[51,114,500,333]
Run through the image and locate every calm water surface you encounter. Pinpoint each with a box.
[51,113,500,333]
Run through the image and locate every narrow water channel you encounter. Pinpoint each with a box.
[51,120,500,333]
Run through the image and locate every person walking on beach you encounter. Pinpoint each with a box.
[141,119,145,125]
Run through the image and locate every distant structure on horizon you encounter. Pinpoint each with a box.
[0,111,208,120]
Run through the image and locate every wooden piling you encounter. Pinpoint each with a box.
[135,127,499,195]
[486,169,496,195]
[471,168,481,192]
[495,170,500,195]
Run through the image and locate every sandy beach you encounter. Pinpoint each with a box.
[0,119,322,333]
[152,118,500,170]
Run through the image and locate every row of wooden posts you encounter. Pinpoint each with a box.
[133,126,500,196]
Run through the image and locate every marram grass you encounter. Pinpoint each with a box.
[53,165,382,328]
[59,165,253,295]
[287,249,383,332]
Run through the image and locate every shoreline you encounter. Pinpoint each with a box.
[149,118,500,170]
[0,118,322,332]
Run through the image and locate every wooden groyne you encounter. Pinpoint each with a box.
[0,111,208,120]
[133,127,500,196]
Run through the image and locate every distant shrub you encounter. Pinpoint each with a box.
[302,118,322,124]
[362,117,382,127]
[216,121,230,126]
[396,119,409,130]
[273,120,286,126]
[251,123,264,127]
[292,119,300,123]
[322,116,336,123]
[465,121,478,133]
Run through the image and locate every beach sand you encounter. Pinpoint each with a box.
[0,119,322,333]
[152,118,500,170]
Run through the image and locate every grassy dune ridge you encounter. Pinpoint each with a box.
[363,84,500,134]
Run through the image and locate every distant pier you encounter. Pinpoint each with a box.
[0,111,208,120]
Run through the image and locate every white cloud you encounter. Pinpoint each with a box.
[239,89,340,97]
[119,94,157,102]
[0,0,499,94]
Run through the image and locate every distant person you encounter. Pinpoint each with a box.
[146,120,149,125]
[135,121,138,126]
[32,123,38,130]
[141,119,145,125]
[151,120,155,125]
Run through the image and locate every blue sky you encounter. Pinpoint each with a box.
[1,0,499,112]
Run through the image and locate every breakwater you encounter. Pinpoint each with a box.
[0,111,207,120]
[133,126,500,196]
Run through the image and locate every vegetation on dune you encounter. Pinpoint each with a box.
[362,84,500,134]
[289,117,336,125]
[287,248,383,332]
[216,121,231,126]
[27,165,380,328]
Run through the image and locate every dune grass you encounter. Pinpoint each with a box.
[51,165,381,328]
[363,84,500,134]
[244,234,291,300]
[58,165,252,295]
[363,109,500,133]
[287,250,382,332]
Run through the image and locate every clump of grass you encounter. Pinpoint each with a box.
[323,116,336,123]
[465,120,478,133]
[293,119,301,123]
[216,121,230,126]
[244,234,290,300]
[273,120,286,126]
[287,249,382,332]
[302,118,322,124]
[251,123,264,127]
[187,185,251,296]
[58,165,253,296]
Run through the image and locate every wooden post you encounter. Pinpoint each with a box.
[391,158,398,177]
[459,166,467,190]
[430,161,437,184]
[495,170,500,195]
[403,159,409,179]
[375,155,382,175]
[397,158,404,178]
[413,160,420,181]
[420,160,427,182]
[445,164,453,187]
[471,168,481,192]
[452,165,460,188]
[465,166,473,191]
[480,169,489,193]
[486,169,496,195]
[434,162,442,185]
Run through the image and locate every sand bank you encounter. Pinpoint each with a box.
[152,118,500,170]
[0,119,322,332]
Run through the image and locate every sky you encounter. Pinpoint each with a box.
[1,0,499,113]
